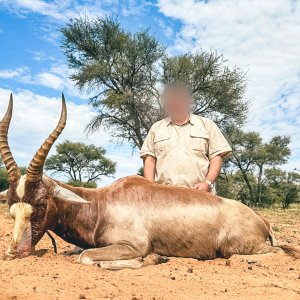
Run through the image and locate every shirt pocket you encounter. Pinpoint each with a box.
[154,134,171,157]
[190,129,209,157]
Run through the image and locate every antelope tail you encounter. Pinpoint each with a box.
[278,244,300,259]
[269,227,300,259]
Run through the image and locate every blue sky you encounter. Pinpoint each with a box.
[0,0,178,101]
[0,0,300,185]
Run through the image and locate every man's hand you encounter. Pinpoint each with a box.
[193,155,222,192]
[193,181,210,192]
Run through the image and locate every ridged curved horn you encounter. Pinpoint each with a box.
[0,94,21,182]
[26,94,67,182]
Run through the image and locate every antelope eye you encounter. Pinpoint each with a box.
[34,204,44,210]
[30,203,40,213]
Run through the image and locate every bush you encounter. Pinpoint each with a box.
[67,180,97,188]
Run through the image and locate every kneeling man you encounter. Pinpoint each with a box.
[140,82,232,192]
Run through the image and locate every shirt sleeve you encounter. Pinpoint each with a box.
[207,120,232,160]
[140,125,156,159]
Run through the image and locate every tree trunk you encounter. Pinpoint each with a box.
[256,165,263,206]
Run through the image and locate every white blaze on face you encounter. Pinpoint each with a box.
[16,175,26,199]
[6,202,33,256]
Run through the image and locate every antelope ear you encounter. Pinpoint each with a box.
[53,185,90,204]
[0,189,8,201]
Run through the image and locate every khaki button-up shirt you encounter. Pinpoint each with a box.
[140,114,232,188]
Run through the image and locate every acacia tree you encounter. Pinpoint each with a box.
[0,159,26,192]
[218,127,291,206]
[60,17,248,149]
[45,140,116,187]
[254,136,291,204]
[265,169,300,209]
[223,128,261,203]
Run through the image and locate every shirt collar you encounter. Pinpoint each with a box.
[166,114,195,126]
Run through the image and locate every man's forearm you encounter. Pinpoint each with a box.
[143,155,156,181]
[205,155,222,183]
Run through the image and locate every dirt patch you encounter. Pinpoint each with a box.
[0,204,299,300]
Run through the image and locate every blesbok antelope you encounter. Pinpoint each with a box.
[0,94,299,270]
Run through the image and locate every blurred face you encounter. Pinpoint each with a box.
[163,88,191,119]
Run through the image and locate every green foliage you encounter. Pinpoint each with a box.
[0,166,26,192]
[45,140,116,184]
[217,168,257,206]
[0,168,9,192]
[60,15,298,208]
[67,180,97,188]
[137,167,144,176]
[61,16,247,148]
[264,169,300,209]
[61,16,165,148]
[217,127,298,207]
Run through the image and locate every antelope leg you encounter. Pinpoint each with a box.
[96,258,144,270]
[98,253,170,270]
[78,244,168,270]
[78,243,141,266]
[46,231,57,253]
[64,246,84,256]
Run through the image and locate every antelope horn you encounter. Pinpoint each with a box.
[0,94,21,182]
[26,94,67,182]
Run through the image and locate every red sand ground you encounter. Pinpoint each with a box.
[0,204,299,300]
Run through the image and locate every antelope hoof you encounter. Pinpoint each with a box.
[142,253,169,266]
[3,251,16,260]
[64,246,84,256]
[78,251,94,265]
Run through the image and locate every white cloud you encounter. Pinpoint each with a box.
[36,72,63,90]
[0,0,119,45]
[0,0,111,21]
[0,67,28,79]
[29,50,57,62]
[157,0,300,170]
[0,64,91,99]
[0,87,141,186]
[157,18,174,39]
[121,0,145,17]
[34,64,92,99]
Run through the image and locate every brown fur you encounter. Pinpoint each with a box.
[4,174,300,265]
[2,95,299,268]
